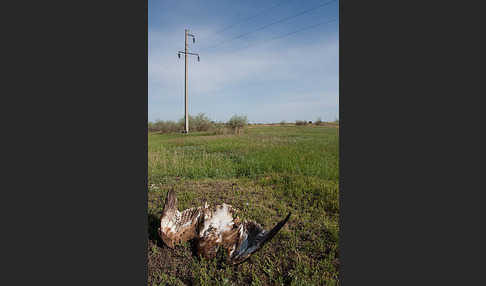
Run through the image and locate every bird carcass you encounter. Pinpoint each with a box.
[158,189,291,265]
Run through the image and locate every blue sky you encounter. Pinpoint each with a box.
[149,0,339,123]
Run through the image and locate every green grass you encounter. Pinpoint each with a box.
[148,125,339,286]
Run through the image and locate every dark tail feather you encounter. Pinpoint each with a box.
[230,212,291,265]
[162,189,177,215]
[257,212,291,247]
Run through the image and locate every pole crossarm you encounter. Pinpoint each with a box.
[178,51,199,56]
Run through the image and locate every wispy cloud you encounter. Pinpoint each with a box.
[149,1,338,123]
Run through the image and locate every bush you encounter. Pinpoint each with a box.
[148,113,215,134]
[191,113,213,132]
[295,120,307,126]
[177,113,214,132]
[315,117,323,125]
[227,114,248,135]
[149,119,182,133]
[212,125,231,135]
[280,120,286,125]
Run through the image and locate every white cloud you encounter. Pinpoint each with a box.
[148,27,338,122]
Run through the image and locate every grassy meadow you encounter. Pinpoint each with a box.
[148,124,339,286]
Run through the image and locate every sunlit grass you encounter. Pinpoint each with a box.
[148,125,339,286]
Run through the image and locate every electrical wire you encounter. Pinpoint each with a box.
[228,18,337,54]
[201,0,337,52]
[197,0,294,49]
[214,0,294,35]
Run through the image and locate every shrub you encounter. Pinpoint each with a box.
[177,113,214,132]
[280,120,286,125]
[227,114,248,135]
[149,119,182,133]
[295,120,307,126]
[315,117,323,125]
[191,113,213,132]
[212,125,231,135]
[148,113,215,134]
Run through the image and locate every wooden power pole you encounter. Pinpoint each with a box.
[178,29,200,134]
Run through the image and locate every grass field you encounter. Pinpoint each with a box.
[148,125,339,286]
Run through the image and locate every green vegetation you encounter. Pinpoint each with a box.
[148,125,339,286]
[148,119,181,133]
[149,113,216,133]
[149,113,249,135]
[227,114,248,135]
[178,113,214,132]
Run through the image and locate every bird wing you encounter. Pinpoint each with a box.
[228,212,291,265]
[159,189,204,248]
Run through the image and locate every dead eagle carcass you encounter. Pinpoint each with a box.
[158,189,291,265]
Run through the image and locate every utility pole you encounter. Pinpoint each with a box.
[178,29,200,134]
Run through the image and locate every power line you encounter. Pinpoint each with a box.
[214,0,293,35]
[198,0,294,45]
[201,0,337,52]
[268,18,337,43]
[228,18,337,54]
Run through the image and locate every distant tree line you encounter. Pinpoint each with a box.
[295,117,338,126]
[148,113,248,135]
